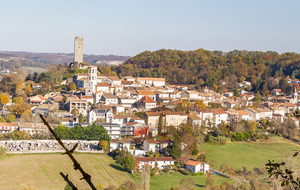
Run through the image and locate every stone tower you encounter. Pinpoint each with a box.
[85,66,97,96]
[74,36,83,63]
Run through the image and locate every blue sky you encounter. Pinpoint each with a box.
[1,0,300,56]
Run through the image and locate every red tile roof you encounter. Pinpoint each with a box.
[140,96,156,103]
[184,160,202,166]
[155,157,174,161]
[137,90,156,96]
[135,157,155,162]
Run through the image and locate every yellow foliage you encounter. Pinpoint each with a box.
[99,140,109,152]
[0,93,9,105]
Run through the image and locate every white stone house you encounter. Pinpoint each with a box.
[137,95,157,111]
[19,123,48,136]
[88,108,114,124]
[143,139,171,153]
[0,123,19,134]
[212,109,228,126]
[184,160,210,174]
[135,157,174,170]
[137,77,165,87]
[100,93,118,105]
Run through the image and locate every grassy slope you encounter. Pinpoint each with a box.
[202,142,300,170]
[0,153,133,190]
[148,173,232,190]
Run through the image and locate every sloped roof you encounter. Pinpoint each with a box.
[137,90,156,96]
[155,157,174,161]
[140,96,156,103]
[96,82,110,87]
[184,160,202,166]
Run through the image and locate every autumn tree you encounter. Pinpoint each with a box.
[220,163,229,174]
[21,110,32,122]
[0,93,9,107]
[67,82,77,91]
[0,117,6,123]
[247,121,257,132]
[14,79,24,97]
[13,97,23,104]
[24,83,32,96]
[194,100,206,109]
[181,100,192,111]
[99,140,110,153]
[180,178,196,190]
[6,113,16,123]
[206,173,216,187]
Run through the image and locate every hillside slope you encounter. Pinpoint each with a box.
[115,49,300,93]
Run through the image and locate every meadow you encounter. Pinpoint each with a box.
[202,142,300,170]
[0,153,133,190]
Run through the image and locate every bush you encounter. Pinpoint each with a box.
[192,147,199,155]
[173,166,178,172]
[179,169,191,176]
[0,147,6,157]
[150,169,154,176]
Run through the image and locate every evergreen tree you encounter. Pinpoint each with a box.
[233,88,240,97]
[167,138,182,160]
[79,113,83,123]
[252,91,261,102]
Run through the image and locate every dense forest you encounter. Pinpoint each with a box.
[114,49,300,94]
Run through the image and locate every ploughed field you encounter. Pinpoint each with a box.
[202,142,300,170]
[0,153,133,190]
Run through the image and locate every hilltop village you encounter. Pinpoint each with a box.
[0,61,299,171]
[0,39,299,189]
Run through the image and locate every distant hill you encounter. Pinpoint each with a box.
[0,51,130,70]
[114,49,300,94]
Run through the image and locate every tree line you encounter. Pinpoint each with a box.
[54,123,110,142]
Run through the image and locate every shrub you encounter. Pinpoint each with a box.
[150,169,154,176]
[192,147,199,155]
[0,147,6,157]
[173,166,178,172]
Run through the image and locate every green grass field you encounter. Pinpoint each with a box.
[147,173,232,190]
[0,153,133,190]
[202,142,300,170]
